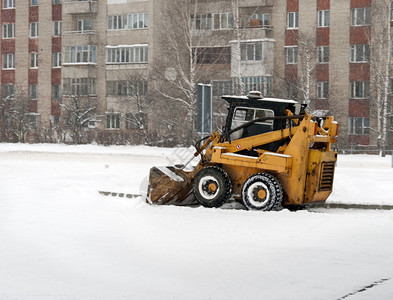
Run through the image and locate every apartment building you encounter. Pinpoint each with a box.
[61,0,106,129]
[273,0,389,149]
[1,0,392,149]
[1,0,61,134]
[190,0,392,149]
[61,0,155,133]
[1,0,154,139]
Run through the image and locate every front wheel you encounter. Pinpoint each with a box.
[193,166,232,208]
[241,173,283,211]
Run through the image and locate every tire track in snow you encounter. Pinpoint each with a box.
[337,277,391,299]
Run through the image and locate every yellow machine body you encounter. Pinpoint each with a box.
[146,95,339,209]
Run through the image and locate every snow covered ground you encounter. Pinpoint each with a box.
[1,143,393,300]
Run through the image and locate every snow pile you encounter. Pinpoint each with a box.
[331,154,393,205]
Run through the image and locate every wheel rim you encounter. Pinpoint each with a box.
[247,182,270,208]
[198,175,220,200]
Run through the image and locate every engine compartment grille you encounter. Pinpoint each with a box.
[319,162,335,191]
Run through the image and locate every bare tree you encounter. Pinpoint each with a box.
[60,96,100,144]
[0,91,14,142]
[152,0,278,145]
[36,118,58,144]
[297,32,318,106]
[231,0,244,95]
[117,72,152,144]
[1,86,36,143]
[152,0,234,145]
[277,31,318,107]
[370,0,391,153]
[151,0,198,144]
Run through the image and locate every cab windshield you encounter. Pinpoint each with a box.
[230,107,274,140]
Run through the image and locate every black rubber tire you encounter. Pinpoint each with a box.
[241,173,283,211]
[193,166,232,208]
[285,204,306,211]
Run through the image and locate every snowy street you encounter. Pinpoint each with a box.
[1,144,393,299]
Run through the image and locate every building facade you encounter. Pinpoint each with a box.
[1,0,392,149]
[1,0,62,133]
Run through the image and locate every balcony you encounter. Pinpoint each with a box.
[62,0,98,15]
[62,31,98,46]
[63,30,97,35]
[240,18,273,39]
[241,27,273,40]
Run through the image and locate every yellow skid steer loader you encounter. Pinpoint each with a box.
[147,92,339,210]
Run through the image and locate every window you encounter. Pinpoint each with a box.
[2,84,14,98]
[128,13,148,29]
[251,13,270,27]
[348,117,370,135]
[194,47,231,64]
[286,46,298,64]
[53,21,61,36]
[107,13,148,30]
[52,52,61,67]
[106,80,147,97]
[351,7,371,26]
[30,84,37,99]
[52,85,60,99]
[3,0,15,8]
[126,112,147,130]
[64,45,96,64]
[240,42,262,61]
[191,14,212,30]
[106,113,120,129]
[106,45,148,64]
[213,12,233,29]
[317,46,329,63]
[30,22,39,37]
[350,44,370,62]
[107,15,127,30]
[230,107,274,139]
[212,81,232,96]
[317,81,329,99]
[287,12,299,29]
[63,78,96,96]
[30,53,38,68]
[54,0,61,4]
[350,81,370,99]
[28,114,38,130]
[84,119,97,129]
[2,24,15,39]
[77,19,92,32]
[233,107,274,126]
[318,10,330,27]
[51,116,60,126]
[31,0,38,5]
[242,76,273,96]
[2,53,14,69]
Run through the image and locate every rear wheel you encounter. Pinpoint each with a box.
[241,173,283,211]
[193,166,232,208]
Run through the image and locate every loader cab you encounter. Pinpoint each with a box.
[222,93,304,151]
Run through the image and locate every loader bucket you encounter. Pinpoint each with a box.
[146,166,196,205]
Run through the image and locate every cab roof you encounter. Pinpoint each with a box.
[221,95,303,117]
[221,95,298,105]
